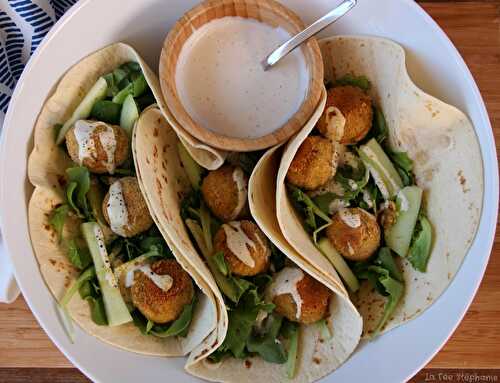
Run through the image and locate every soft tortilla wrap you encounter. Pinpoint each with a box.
[27,43,218,356]
[133,101,363,381]
[276,36,483,336]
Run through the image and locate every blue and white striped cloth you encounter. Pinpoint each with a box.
[0,0,78,128]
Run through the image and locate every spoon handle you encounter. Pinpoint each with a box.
[262,0,357,70]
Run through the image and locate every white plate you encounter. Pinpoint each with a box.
[0,0,497,382]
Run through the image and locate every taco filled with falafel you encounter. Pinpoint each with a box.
[133,105,362,383]
[274,36,483,337]
[27,43,219,359]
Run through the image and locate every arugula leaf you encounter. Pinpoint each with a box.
[66,239,92,270]
[282,321,300,378]
[372,273,404,336]
[213,251,229,276]
[288,185,331,232]
[332,74,371,91]
[226,151,265,175]
[86,295,108,325]
[362,106,388,145]
[247,314,286,364]
[49,204,70,242]
[408,215,433,272]
[387,150,414,187]
[66,166,91,218]
[374,247,403,282]
[218,289,274,358]
[151,295,197,338]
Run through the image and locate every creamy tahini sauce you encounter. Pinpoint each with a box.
[106,180,129,237]
[270,267,304,319]
[230,167,248,220]
[325,106,346,141]
[222,222,262,267]
[124,263,173,293]
[338,208,361,228]
[94,224,118,288]
[74,120,117,173]
[175,17,309,139]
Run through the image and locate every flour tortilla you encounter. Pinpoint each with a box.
[133,102,363,382]
[276,36,483,336]
[27,43,218,356]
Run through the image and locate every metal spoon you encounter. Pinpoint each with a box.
[261,0,357,71]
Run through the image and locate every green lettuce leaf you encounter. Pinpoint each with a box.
[288,185,331,232]
[247,314,286,364]
[66,239,92,270]
[66,166,91,218]
[49,204,70,242]
[387,150,414,186]
[213,251,229,276]
[408,215,433,272]
[151,295,197,338]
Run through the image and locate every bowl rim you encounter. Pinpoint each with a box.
[158,0,324,152]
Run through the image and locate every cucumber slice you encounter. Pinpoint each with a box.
[90,100,121,124]
[112,83,134,104]
[120,94,139,136]
[56,77,108,144]
[132,74,148,97]
[317,237,360,292]
[81,222,132,326]
[385,186,423,257]
[177,141,203,190]
[359,138,403,199]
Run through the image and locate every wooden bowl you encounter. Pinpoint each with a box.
[159,0,324,152]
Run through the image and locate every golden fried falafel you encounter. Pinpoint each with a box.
[201,164,248,222]
[131,259,194,324]
[286,136,335,190]
[102,177,153,237]
[213,220,270,277]
[317,86,373,145]
[327,207,381,261]
[271,267,331,324]
[65,121,129,174]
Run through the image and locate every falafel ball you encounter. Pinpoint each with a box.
[213,220,270,277]
[65,120,129,174]
[271,266,331,324]
[102,177,153,237]
[286,136,335,190]
[201,164,248,222]
[317,86,373,145]
[131,259,194,324]
[327,207,381,261]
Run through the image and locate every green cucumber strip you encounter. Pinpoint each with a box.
[120,94,139,136]
[317,237,360,292]
[90,100,121,124]
[385,186,423,257]
[177,141,203,190]
[112,83,133,104]
[285,323,299,378]
[56,77,108,144]
[358,138,403,199]
[81,222,132,326]
[132,73,148,97]
[407,215,433,272]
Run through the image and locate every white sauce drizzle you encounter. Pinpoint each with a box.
[124,263,173,293]
[362,189,373,208]
[368,166,390,200]
[106,180,129,237]
[74,120,98,164]
[338,208,361,228]
[328,199,350,215]
[93,225,118,288]
[230,167,248,220]
[324,106,346,141]
[398,190,409,212]
[98,126,117,174]
[222,222,258,267]
[270,267,304,319]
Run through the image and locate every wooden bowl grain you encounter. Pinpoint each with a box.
[159,0,324,152]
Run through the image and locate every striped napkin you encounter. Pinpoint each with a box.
[0,0,78,128]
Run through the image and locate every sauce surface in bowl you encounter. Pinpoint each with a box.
[175,16,309,139]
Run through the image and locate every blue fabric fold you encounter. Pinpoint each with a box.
[0,0,78,127]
